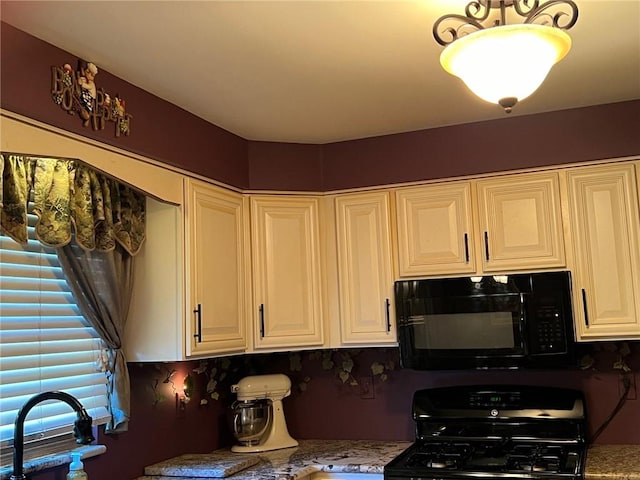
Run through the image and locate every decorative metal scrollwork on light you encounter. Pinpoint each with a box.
[431,0,580,112]
[433,0,579,46]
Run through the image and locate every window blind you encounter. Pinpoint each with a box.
[0,210,110,448]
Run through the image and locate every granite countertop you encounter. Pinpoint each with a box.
[136,441,640,480]
[137,439,412,480]
[585,445,640,480]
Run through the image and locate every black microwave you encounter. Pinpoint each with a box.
[394,271,576,370]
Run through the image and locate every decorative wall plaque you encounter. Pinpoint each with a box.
[51,59,132,137]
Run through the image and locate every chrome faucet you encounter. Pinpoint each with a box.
[11,391,94,480]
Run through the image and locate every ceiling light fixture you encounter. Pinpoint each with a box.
[433,0,579,112]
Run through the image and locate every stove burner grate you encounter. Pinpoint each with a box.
[406,442,472,469]
[403,441,579,475]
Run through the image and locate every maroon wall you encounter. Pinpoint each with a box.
[246,100,640,191]
[321,101,640,190]
[248,141,324,191]
[0,22,249,188]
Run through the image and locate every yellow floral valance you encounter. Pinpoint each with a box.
[1,153,145,255]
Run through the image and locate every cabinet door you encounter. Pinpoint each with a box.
[395,182,475,276]
[185,179,248,356]
[250,196,324,349]
[567,163,640,340]
[476,172,565,272]
[335,192,397,344]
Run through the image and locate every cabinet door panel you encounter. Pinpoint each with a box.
[476,172,565,271]
[568,164,640,339]
[251,196,324,348]
[336,192,396,344]
[396,182,475,276]
[186,180,247,356]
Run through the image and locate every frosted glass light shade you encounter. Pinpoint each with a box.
[440,24,572,108]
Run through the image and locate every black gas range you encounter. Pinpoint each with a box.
[385,385,587,480]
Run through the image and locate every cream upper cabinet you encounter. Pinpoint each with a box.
[475,172,565,272]
[334,191,397,345]
[126,179,249,361]
[250,195,324,350]
[395,172,565,277]
[395,181,476,276]
[184,179,249,356]
[566,163,640,340]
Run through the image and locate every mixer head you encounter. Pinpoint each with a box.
[230,373,292,401]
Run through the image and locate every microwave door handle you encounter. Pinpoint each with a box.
[520,293,528,352]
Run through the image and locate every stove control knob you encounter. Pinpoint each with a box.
[490,409,499,417]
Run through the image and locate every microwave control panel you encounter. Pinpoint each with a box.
[529,305,567,354]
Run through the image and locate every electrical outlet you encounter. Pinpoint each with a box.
[619,373,637,400]
[359,376,375,399]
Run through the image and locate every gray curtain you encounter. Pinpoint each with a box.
[57,241,134,433]
[2,153,146,433]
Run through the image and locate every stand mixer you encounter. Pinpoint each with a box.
[230,374,298,453]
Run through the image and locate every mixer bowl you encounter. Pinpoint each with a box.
[231,399,271,446]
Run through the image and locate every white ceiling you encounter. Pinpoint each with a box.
[2,0,639,144]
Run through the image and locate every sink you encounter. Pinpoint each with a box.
[305,473,383,480]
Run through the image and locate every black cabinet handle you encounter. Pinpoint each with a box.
[385,298,391,332]
[464,233,470,263]
[581,289,589,326]
[193,304,202,343]
[259,304,265,338]
[484,231,490,261]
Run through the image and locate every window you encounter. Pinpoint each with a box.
[0,207,109,455]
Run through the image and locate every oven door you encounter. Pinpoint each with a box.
[395,275,529,370]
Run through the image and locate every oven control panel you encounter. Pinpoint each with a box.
[468,391,522,409]
[414,385,584,416]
